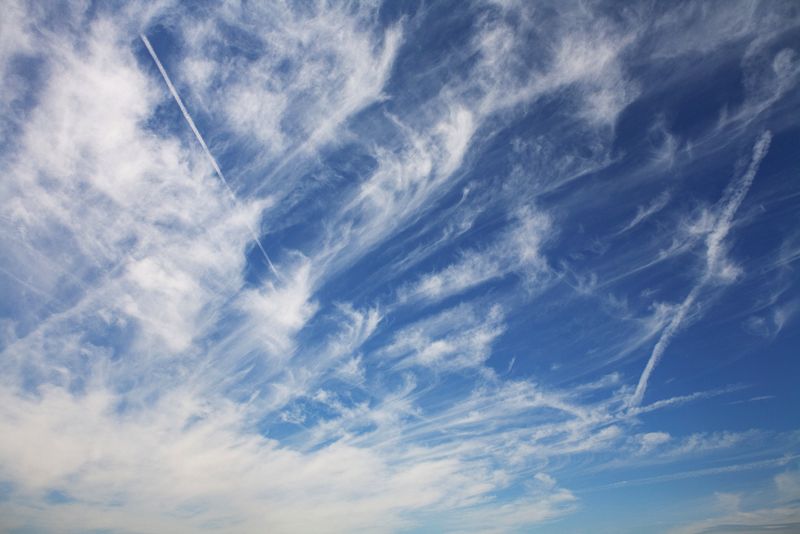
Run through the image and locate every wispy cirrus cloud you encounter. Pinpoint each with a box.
[1,0,799,532]
[398,207,552,304]
[630,130,772,407]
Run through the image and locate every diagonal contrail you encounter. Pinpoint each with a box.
[140,33,280,278]
[628,131,772,408]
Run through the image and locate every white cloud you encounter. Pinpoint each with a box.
[0,384,551,533]
[176,2,402,168]
[235,256,318,360]
[630,131,772,407]
[619,191,671,234]
[381,303,505,371]
[637,431,671,453]
[399,207,552,303]
[666,467,800,534]
[1,1,798,532]
[775,470,800,501]
[0,12,270,373]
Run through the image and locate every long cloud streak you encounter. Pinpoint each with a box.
[630,131,772,407]
[140,33,279,277]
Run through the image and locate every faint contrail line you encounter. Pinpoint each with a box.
[140,33,280,278]
[629,131,772,408]
[579,454,798,492]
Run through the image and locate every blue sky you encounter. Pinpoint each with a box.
[1,0,799,532]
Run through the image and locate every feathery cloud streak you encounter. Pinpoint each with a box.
[1,1,799,532]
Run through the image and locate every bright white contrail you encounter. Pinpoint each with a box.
[628,131,772,408]
[140,33,280,278]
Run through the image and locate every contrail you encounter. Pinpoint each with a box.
[629,131,772,408]
[140,33,280,278]
[582,454,798,492]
